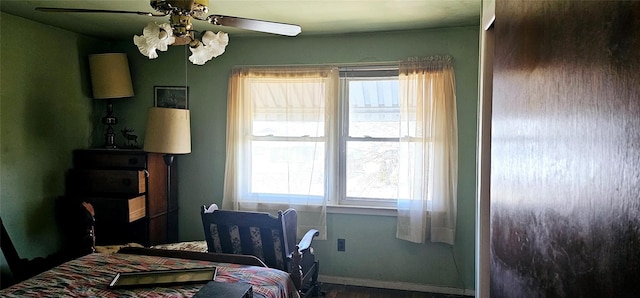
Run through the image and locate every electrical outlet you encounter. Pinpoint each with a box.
[337,238,346,251]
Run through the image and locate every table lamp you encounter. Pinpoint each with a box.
[89,53,134,149]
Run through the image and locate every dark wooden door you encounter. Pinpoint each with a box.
[491,1,640,297]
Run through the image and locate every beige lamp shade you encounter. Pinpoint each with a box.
[144,107,191,154]
[89,53,134,99]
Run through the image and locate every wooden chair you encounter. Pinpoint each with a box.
[201,207,321,297]
[0,218,65,285]
[0,202,96,287]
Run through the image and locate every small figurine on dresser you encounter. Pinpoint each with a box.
[121,127,140,149]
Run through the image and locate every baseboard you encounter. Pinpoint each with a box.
[318,275,476,296]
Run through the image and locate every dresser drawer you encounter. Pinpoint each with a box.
[89,195,146,223]
[73,169,146,194]
[74,150,147,169]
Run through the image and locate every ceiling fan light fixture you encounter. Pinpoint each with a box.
[134,22,176,59]
[37,0,300,65]
[188,31,228,65]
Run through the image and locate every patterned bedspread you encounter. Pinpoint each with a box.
[152,240,208,253]
[0,252,299,298]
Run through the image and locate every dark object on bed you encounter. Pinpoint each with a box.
[200,207,321,297]
[193,281,253,298]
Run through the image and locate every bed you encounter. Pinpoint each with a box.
[0,249,299,298]
[1,203,313,297]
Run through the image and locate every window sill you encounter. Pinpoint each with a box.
[326,205,397,217]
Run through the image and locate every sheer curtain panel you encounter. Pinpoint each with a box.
[223,66,339,239]
[396,56,458,245]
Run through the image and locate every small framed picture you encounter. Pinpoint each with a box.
[154,86,189,109]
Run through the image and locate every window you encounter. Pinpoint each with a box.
[225,66,402,208]
[339,68,400,208]
[225,57,458,244]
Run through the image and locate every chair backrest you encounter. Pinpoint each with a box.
[200,208,298,271]
[0,217,25,280]
[1,203,96,285]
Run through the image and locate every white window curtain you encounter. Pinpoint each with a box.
[222,66,339,240]
[396,56,458,245]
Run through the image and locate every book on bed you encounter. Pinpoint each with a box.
[108,267,217,289]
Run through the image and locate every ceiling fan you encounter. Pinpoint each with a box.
[36,0,302,65]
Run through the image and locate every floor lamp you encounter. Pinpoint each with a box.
[143,107,191,242]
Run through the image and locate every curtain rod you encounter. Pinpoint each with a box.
[234,55,452,70]
[234,60,402,69]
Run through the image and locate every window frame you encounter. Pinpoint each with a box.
[337,66,400,208]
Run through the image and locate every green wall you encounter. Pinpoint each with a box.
[113,26,479,291]
[1,10,479,292]
[0,12,108,283]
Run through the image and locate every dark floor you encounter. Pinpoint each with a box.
[320,283,471,298]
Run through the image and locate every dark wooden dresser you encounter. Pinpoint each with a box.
[69,149,178,246]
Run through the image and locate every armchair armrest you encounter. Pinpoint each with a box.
[288,229,319,291]
[297,229,319,253]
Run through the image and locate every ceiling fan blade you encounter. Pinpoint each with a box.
[35,7,167,17]
[204,15,301,36]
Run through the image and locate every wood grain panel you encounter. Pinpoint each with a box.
[491,1,640,296]
[147,153,168,216]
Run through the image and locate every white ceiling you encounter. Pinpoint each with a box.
[0,0,481,40]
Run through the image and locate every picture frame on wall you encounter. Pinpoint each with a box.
[154,86,189,109]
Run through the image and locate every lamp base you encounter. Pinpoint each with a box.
[104,124,117,149]
[102,100,118,149]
